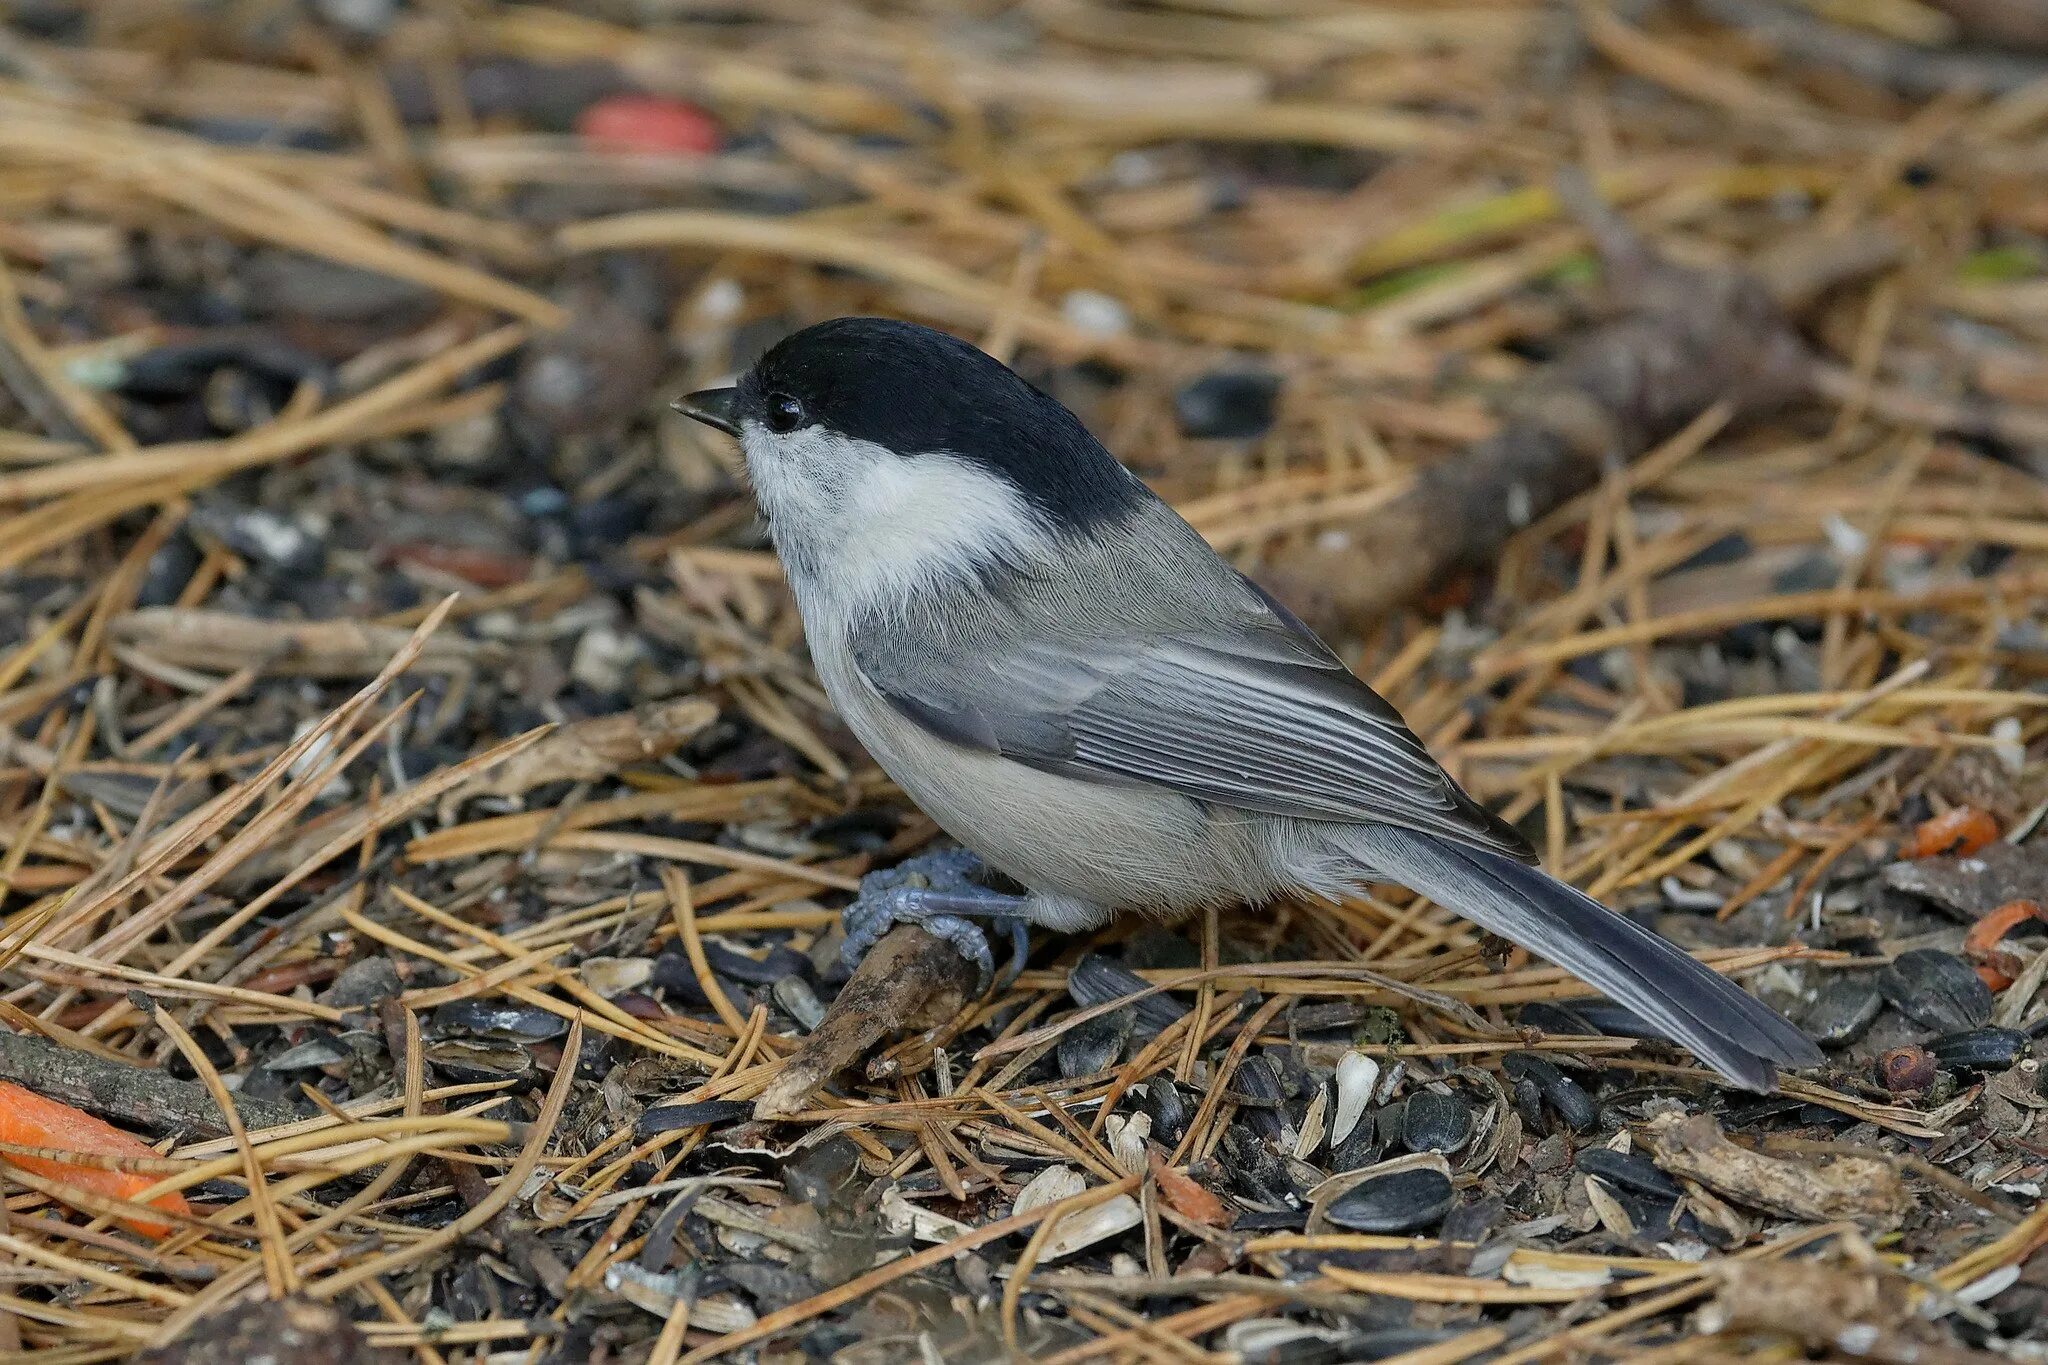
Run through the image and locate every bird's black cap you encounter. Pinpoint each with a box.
[735,317,1143,528]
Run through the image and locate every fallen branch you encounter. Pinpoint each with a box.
[1695,0,2048,95]
[0,1030,303,1139]
[1258,174,1902,630]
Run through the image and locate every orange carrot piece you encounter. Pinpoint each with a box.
[1903,806,2000,860]
[0,1081,191,1236]
[1965,899,2046,992]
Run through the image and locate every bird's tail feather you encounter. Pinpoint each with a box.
[1333,824,1821,1092]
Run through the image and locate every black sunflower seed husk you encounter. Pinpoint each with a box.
[1929,1026,2029,1070]
[1141,1080,1191,1145]
[1222,1126,1302,1206]
[1323,1166,1454,1234]
[1504,1053,1599,1132]
[1575,1148,1685,1201]
[1067,954,1187,1035]
[1801,975,1884,1048]
[637,1099,753,1137]
[1057,1006,1134,1078]
[1880,950,1994,1034]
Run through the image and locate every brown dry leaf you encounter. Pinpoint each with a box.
[1647,1113,1910,1229]
[436,696,717,817]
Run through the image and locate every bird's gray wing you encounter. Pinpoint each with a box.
[850,580,1534,863]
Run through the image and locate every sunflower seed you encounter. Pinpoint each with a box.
[1139,1081,1189,1145]
[1014,1165,1087,1215]
[1881,950,1993,1033]
[879,1187,971,1243]
[1106,1112,1151,1177]
[771,975,825,1030]
[1068,954,1186,1035]
[1040,1194,1144,1261]
[1174,370,1281,440]
[1583,1175,1638,1237]
[1504,1053,1597,1132]
[637,1099,751,1137]
[1575,1147,1684,1201]
[1801,975,1883,1048]
[1330,1051,1380,1148]
[422,1038,534,1085]
[1929,1027,2028,1070]
[1401,1088,1473,1155]
[1230,1054,1290,1144]
[263,1035,351,1070]
[1057,1006,1133,1078]
[428,998,568,1043]
[578,956,653,998]
[1323,1163,1455,1233]
[1295,1083,1329,1161]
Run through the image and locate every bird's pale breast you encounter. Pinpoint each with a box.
[805,615,1293,927]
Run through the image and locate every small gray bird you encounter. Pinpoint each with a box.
[679,317,1820,1091]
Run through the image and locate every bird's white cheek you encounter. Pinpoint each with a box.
[840,457,1025,586]
[740,426,842,533]
[741,427,1048,611]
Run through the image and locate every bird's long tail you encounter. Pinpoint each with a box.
[1332,824,1822,1092]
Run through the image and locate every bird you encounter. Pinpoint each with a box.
[676,316,1821,1092]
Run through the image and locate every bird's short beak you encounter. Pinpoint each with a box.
[674,387,742,436]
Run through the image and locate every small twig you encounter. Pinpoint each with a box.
[0,256,134,451]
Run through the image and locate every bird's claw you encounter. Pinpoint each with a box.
[840,887,1001,991]
[839,849,1029,995]
[854,845,986,898]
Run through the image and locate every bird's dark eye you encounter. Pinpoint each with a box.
[764,392,806,434]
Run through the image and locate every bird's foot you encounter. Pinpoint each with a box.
[840,848,1029,994]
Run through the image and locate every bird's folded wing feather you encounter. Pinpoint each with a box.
[850,598,1534,863]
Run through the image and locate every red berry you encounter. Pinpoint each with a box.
[576,94,720,155]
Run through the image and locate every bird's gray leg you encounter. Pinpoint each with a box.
[840,847,1029,993]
